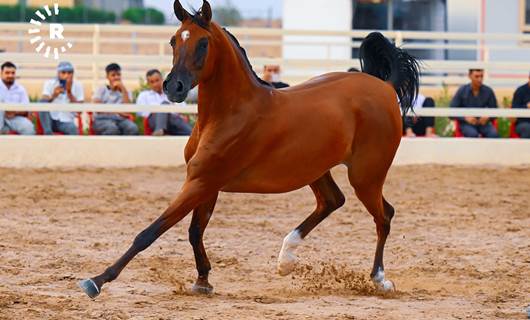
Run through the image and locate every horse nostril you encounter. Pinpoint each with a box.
[176,80,184,93]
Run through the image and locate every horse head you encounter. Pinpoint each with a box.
[164,0,215,103]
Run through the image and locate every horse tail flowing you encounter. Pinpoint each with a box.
[359,32,420,116]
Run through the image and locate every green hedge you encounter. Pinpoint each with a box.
[122,8,165,25]
[0,5,115,23]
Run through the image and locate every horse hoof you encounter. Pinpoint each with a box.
[191,283,214,295]
[78,279,101,299]
[277,259,296,277]
[374,279,396,293]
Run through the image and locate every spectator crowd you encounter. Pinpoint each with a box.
[1,61,529,138]
[404,68,530,138]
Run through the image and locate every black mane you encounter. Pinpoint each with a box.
[186,5,271,88]
[222,28,272,88]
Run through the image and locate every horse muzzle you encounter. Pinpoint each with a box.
[164,72,192,103]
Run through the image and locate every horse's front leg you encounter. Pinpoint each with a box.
[189,193,218,294]
[79,179,217,299]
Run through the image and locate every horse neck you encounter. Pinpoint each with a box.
[197,26,267,126]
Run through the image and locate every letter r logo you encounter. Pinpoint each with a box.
[49,23,64,40]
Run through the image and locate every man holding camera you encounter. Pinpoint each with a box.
[39,61,84,135]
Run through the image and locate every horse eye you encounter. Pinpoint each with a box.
[170,36,176,47]
[198,39,208,49]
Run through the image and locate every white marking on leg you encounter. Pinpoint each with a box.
[277,230,302,276]
[372,268,395,292]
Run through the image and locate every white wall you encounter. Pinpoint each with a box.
[1,137,530,168]
[282,0,352,62]
[447,0,530,63]
[447,0,480,60]
[485,0,530,62]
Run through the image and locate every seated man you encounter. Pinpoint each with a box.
[92,63,139,135]
[404,94,437,137]
[511,72,530,138]
[136,69,192,136]
[39,61,83,135]
[0,61,35,135]
[263,65,290,89]
[450,69,499,138]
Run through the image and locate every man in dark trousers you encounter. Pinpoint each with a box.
[404,94,437,137]
[450,69,499,138]
[511,73,530,138]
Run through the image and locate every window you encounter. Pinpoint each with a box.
[522,0,530,31]
[351,0,447,60]
[527,0,530,24]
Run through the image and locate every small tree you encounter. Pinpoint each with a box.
[122,7,165,25]
[213,4,242,26]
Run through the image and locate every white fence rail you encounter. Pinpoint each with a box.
[1,103,530,118]
[2,23,530,89]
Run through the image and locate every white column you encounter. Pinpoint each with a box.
[282,0,353,61]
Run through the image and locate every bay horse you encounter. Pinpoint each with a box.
[79,0,420,299]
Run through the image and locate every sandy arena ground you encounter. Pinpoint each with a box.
[0,165,528,320]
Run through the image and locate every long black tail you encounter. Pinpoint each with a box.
[359,32,420,116]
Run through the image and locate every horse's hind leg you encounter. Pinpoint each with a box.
[277,171,345,276]
[348,168,396,292]
[189,193,218,294]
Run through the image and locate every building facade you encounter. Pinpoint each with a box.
[283,0,530,61]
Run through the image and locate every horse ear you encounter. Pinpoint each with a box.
[201,0,212,24]
[174,0,190,22]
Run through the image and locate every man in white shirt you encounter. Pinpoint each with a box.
[0,62,35,135]
[136,69,191,136]
[39,61,83,135]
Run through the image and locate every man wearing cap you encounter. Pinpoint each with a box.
[0,61,35,135]
[511,73,530,138]
[263,65,290,89]
[39,61,84,135]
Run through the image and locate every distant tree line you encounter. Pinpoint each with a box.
[0,4,165,25]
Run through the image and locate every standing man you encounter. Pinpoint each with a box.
[511,72,530,138]
[137,69,192,136]
[92,63,138,135]
[39,61,83,135]
[0,62,35,135]
[450,69,499,138]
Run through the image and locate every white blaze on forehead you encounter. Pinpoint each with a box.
[181,30,190,42]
